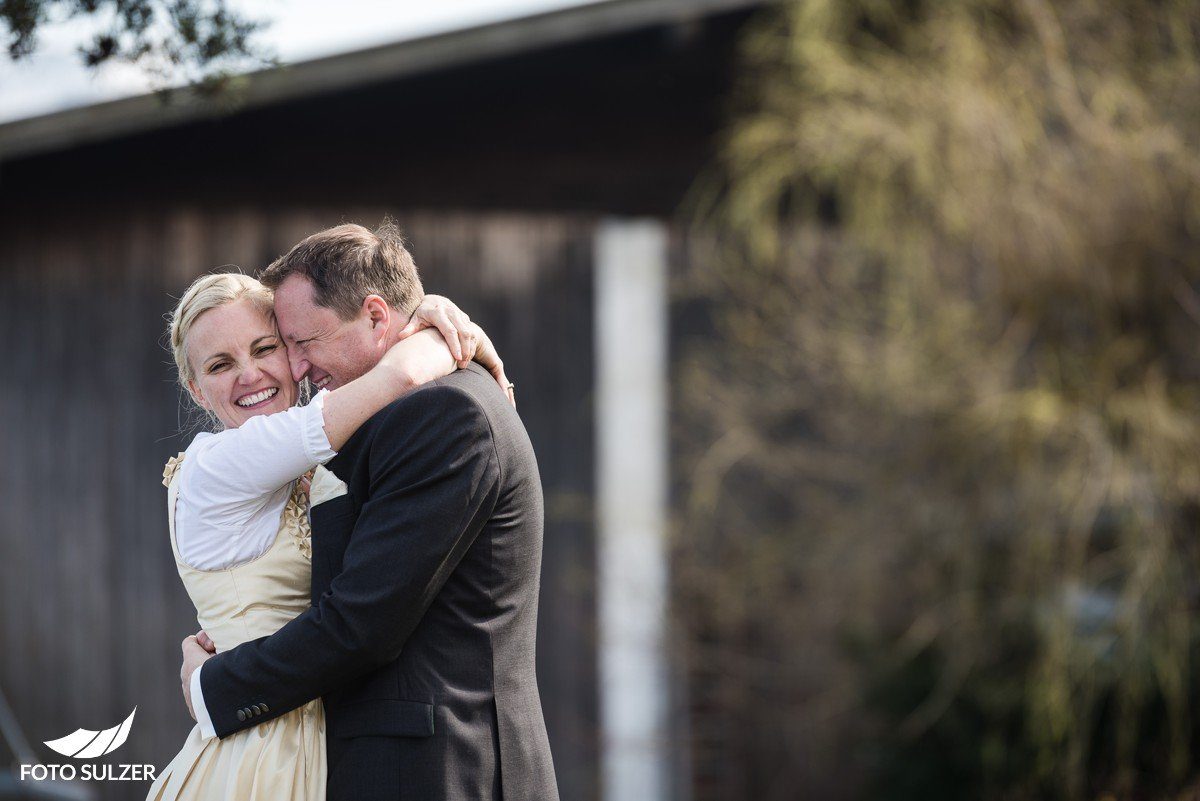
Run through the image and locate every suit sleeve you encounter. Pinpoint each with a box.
[198,383,501,738]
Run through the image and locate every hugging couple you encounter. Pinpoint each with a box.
[147,221,558,801]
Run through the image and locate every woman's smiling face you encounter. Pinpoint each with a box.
[186,298,297,429]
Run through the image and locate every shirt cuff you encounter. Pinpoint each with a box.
[303,388,338,465]
[191,663,216,740]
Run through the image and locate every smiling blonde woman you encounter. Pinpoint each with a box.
[148,271,507,801]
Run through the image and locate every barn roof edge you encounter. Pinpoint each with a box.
[0,0,767,162]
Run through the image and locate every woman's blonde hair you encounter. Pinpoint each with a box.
[167,271,275,394]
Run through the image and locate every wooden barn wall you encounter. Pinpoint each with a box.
[0,207,599,800]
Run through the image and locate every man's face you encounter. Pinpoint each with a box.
[273,274,383,390]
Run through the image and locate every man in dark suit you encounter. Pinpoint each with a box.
[179,222,559,801]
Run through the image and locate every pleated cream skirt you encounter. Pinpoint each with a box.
[147,699,326,801]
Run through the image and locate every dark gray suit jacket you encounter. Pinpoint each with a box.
[198,363,559,801]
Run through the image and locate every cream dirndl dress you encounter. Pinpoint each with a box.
[147,454,327,801]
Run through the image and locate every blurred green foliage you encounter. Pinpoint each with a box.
[0,0,269,88]
[678,1,1200,799]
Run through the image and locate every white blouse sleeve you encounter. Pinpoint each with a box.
[180,390,337,530]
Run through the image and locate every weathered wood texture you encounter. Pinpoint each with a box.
[0,208,599,800]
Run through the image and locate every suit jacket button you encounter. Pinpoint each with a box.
[260,703,270,713]
[236,709,247,722]
[252,704,263,716]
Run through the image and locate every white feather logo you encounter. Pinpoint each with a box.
[42,707,137,759]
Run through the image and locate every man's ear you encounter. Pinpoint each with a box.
[187,378,211,411]
[362,295,392,342]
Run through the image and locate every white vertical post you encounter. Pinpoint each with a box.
[596,218,670,801]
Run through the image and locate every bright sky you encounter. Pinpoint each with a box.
[0,0,594,123]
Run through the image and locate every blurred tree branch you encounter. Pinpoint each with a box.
[679,0,1200,799]
[0,0,272,89]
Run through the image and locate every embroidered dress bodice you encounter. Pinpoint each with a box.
[163,455,313,652]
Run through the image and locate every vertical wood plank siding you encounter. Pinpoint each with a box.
[0,208,599,800]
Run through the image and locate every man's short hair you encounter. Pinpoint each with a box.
[260,220,424,320]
